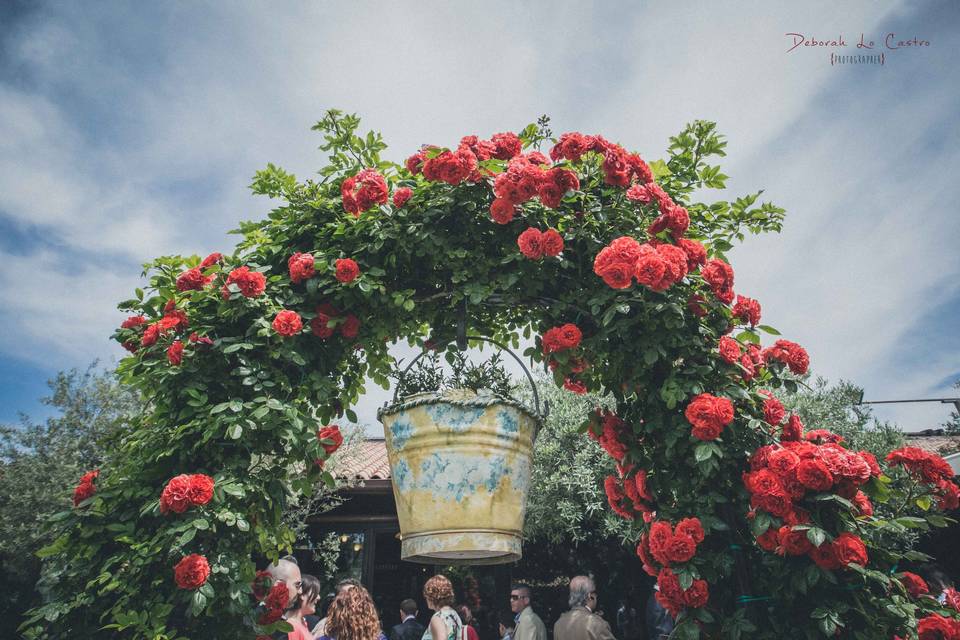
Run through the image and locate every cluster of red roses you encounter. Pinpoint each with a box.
[540,323,590,393]
[252,569,290,625]
[551,132,653,186]
[745,421,879,570]
[309,303,360,340]
[314,424,344,467]
[159,473,215,515]
[72,469,99,507]
[516,227,564,260]
[635,518,709,615]
[593,235,706,294]
[175,252,222,293]
[684,393,735,441]
[489,153,580,224]
[886,446,960,510]
[173,553,210,590]
[272,258,362,339]
[717,336,765,381]
[604,466,652,521]
[589,409,630,462]
[914,613,960,639]
[405,133,522,189]
[341,168,388,215]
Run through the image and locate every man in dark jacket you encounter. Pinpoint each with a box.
[390,598,426,640]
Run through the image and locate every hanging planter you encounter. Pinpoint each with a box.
[377,337,547,565]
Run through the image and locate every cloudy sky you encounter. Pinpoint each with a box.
[1,1,957,433]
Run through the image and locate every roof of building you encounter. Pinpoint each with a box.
[338,438,391,480]
[904,430,960,457]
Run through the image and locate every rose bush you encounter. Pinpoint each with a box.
[25,111,958,639]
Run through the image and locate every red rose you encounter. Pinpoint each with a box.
[272,310,303,337]
[589,410,629,462]
[174,554,210,590]
[664,533,697,564]
[556,323,582,349]
[80,469,99,484]
[852,490,873,517]
[781,414,804,441]
[604,476,634,520]
[341,168,388,215]
[550,132,595,162]
[159,309,189,333]
[761,339,810,375]
[809,541,841,571]
[200,252,222,269]
[160,475,194,514]
[944,587,960,612]
[675,517,705,544]
[776,526,812,556]
[288,253,316,284]
[917,614,960,640]
[311,311,336,339]
[732,295,762,326]
[767,448,800,477]
[763,395,785,426]
[340,314,360,339]
[796,458,833,491]
[189,332,213,346]
[677,238,707,271]
[517,228,544,259]
[258,582,290,624]
[490,198,516,224]
[756,527,779,551]
[188,474,214,507]
[685,394,734,441]
[683,579,709,609]
[334,258,360,283]
[393,187,413,208]
[935,478,960,511]
[121,315,147,329]
[317,425,343,455]
[541,229,564,257]
[563,378,587,395]
[718,336,741,364]
[597,261,634,289]
[701,259,735,304]
[832,532,868,567]
[648,521,674,566]
[899,572,929,598]
[176,267,210,292]
[634,253,667,290]
[745,468,782,496]
[490,132,522,160]
[222,266,266,298]
[167,340,184,366]
[655,568,684,617]
[73,479,96,506]
[141,323,162,348]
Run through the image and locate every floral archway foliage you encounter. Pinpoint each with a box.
[27,110,960,640]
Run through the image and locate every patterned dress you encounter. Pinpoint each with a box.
[422,607,463,640]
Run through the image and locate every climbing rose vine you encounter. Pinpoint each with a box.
[25,111,958,640]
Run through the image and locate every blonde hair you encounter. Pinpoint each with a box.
[424,574,455,608]
[327,585,382,640]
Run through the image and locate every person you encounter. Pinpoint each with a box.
[313,578,363,637]
[261,555,304,640]
[498,610,516,640]
[288,575,321,640]
[644,588,674,640]
[553,576,616,640]
[390,598,426,640]
[423,575,464,640]
[510,583,546,640]
[320,585,387,640]
[456,605,479,640]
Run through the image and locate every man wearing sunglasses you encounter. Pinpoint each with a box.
[510,584,546,640]
[554,576,616,640]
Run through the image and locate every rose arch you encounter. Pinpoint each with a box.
[25,111,960,639]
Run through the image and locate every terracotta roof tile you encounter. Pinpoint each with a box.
[904,433,960,457]
[338,438,391,480]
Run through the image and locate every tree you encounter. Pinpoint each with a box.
[0,364,139,638]
[779,377,904,458]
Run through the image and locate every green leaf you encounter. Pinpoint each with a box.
[806,527,827,548]
[694,442,714,462]
[227,424,243,439]
[756,324,781,335]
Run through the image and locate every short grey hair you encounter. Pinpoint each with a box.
[568,575,595,608]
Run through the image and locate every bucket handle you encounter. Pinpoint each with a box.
[391,335,550,422]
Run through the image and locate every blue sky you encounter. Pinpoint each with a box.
[1,1,957,431]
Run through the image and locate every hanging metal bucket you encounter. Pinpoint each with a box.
[377,338,546,565]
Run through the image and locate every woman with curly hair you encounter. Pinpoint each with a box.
[422,575,464,640]
[320,585,386,640]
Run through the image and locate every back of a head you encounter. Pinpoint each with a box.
[400,598,418,617]
[337,577,362,594]
[424,574,455,608]
[568,576,594,609]
[328,585,382,640]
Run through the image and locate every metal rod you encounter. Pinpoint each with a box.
[860,398,960,404]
